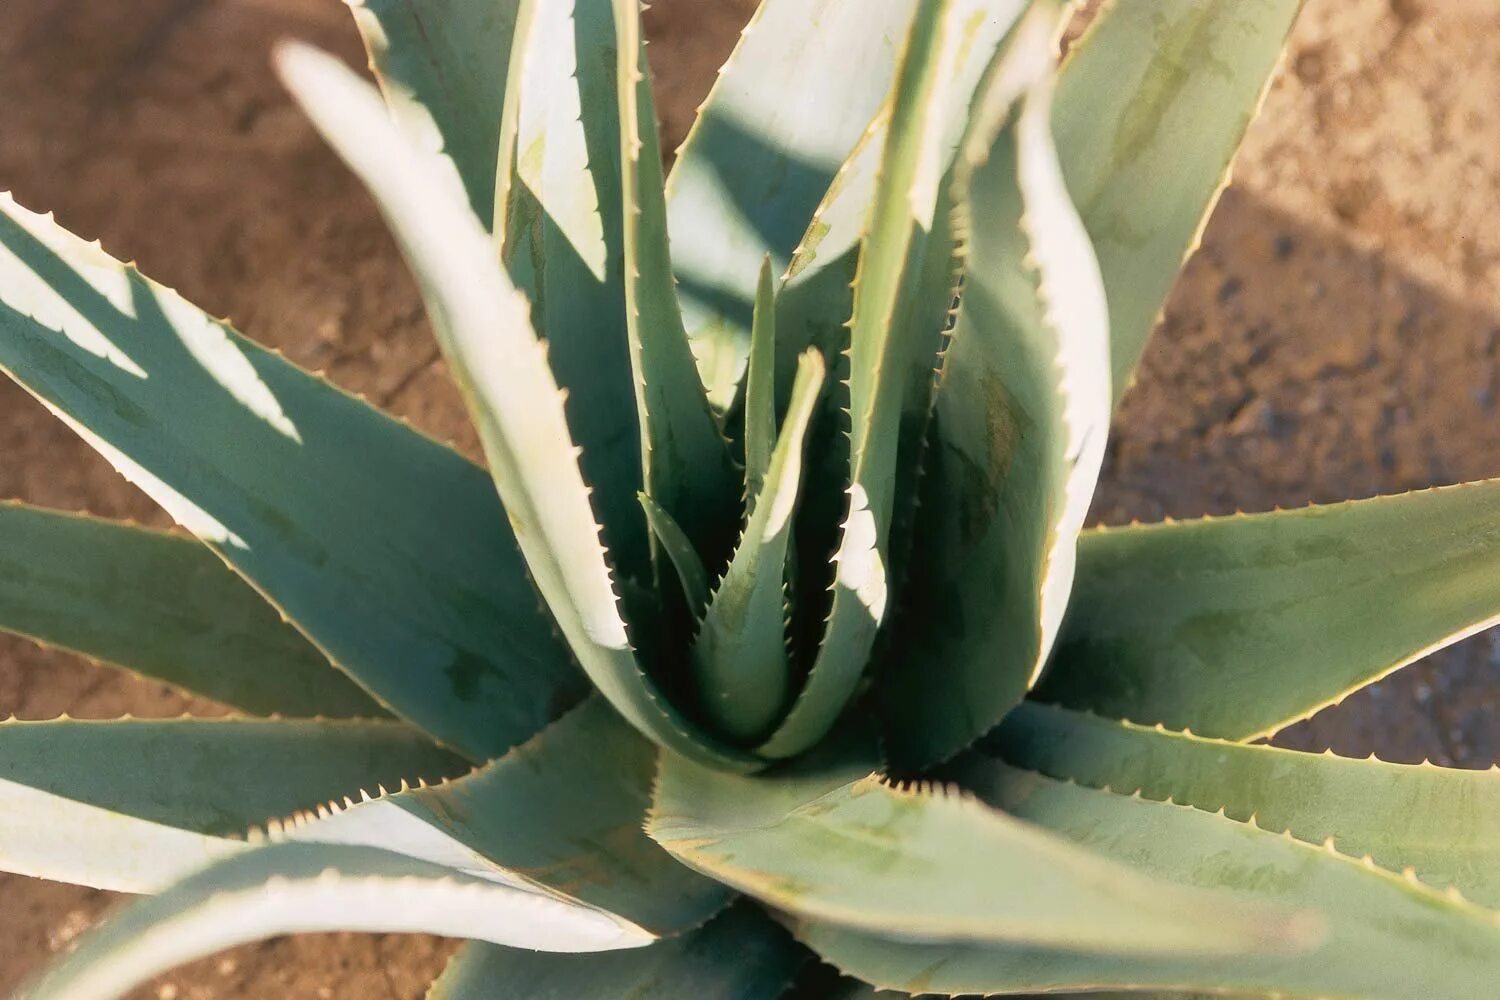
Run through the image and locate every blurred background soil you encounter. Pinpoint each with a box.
[0,0,1497,995]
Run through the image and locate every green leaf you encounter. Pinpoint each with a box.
[638,493,711,620]
[0,501,378,718]
[0,717,462,893]
[349,0,520,229]
[1037,480,1500,740]
[881,13,1112,770]
[995,700,1500,908]
[649,720,1305,955]
[743,257,779,504]
[22,842,657,1000]
[758,0,1033,761]
[799,762,1500,999]
[665,0,920,410]
[429,901,805,1000]
[282,696,729,937]
[277,44,761,773]
[0,193,581,763]
[1055,0,1303,404]
[693,351,825,743]
[608,0,740,574]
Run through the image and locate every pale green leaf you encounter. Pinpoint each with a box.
[798,762,1500,999]
[1037,480,1500,739]
[0,193,581,763]
[881,13,1111,769]
[428,902,805,1000]
[0,717,461,894]
[693,351,825,742]
[650,721,1305,955]
[1056,0,1303,403]
[638,492,711,620]
[277,44,761,772]
[0,501,378,718]
[995,700,1500,908]
[743,256,778,503]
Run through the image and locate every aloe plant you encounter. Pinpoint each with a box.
[5,0,1500,996]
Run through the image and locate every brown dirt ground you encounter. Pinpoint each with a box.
[0,0,1496,995]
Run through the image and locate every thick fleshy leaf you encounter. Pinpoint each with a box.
[638,493,711,620]
[22,842,653,1000]
[278,44,761,772]
[1056,0,1303,403]
[608,0,740,573]
[650,721,1304,955]
[665,0,920,409]
[0,717,461,894]
[349,0,520,228]
[1037,481,1500,740]
[693,352,825,742]
[429,902,805,1000]
[280,696,729,937]
[881,15,1110,769]
[0,502,377,718]
[759,0,1032,760]
[743,257,779,503]
[0,194,581,763]
[799,763,1500,999]
[995,700,1500,907]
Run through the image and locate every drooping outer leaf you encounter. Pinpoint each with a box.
[429,901,805,1000]
[693,351,825,743]
[278,45,760,772]
[650,720,1306,955]
[881,12,1111,769]
[0,193,581,763]
[759,0,1031,760]
[664,0,919,410]
[1056,0,1303,404]
[0,501,378,718]
[608,0,739,572]
[349,0,519,228]
[994,701,1500,908]
[281,696,729,937]
[21,842,653,1000]
[799,762,1500,999]
[0,717,462,894]
[1037,480,1500,740]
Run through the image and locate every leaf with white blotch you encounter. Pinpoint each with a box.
[665,0,920,410]
[429,901,805,1000]
[650,719,1305,955]
[21,842,655,1000]
[881,12,1111,770]
[758,0,1034,761]
[1056,0,1303,404]
[0,717,462,894]
[798,761,1500,1000]
[1037,480,1500,740]
[278,44,761,772]
[693,352,825,743]
[0,501,378,718]
[0,194,581,763]
[994,700,1500,908]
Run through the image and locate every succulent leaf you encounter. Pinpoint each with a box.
[1037,480,1500,740]
[277,43,762,772]
[21,842,656,1000]
[0,501,378,719]
[637,492,712,620]
[649,720,1306,955]
[743,256,779,505]
[798,761,1500,999]
[1055,0,1303,404]
[0,193,581,763]
[665,0,921,409]
[995,700,1500,907]
[881,10,1111,770]
[758,0,1034,761]
[0,717,461,893]
[693,351,825,743]
[428,901,805,999]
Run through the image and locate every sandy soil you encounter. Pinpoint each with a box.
[0,0,1496,995]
